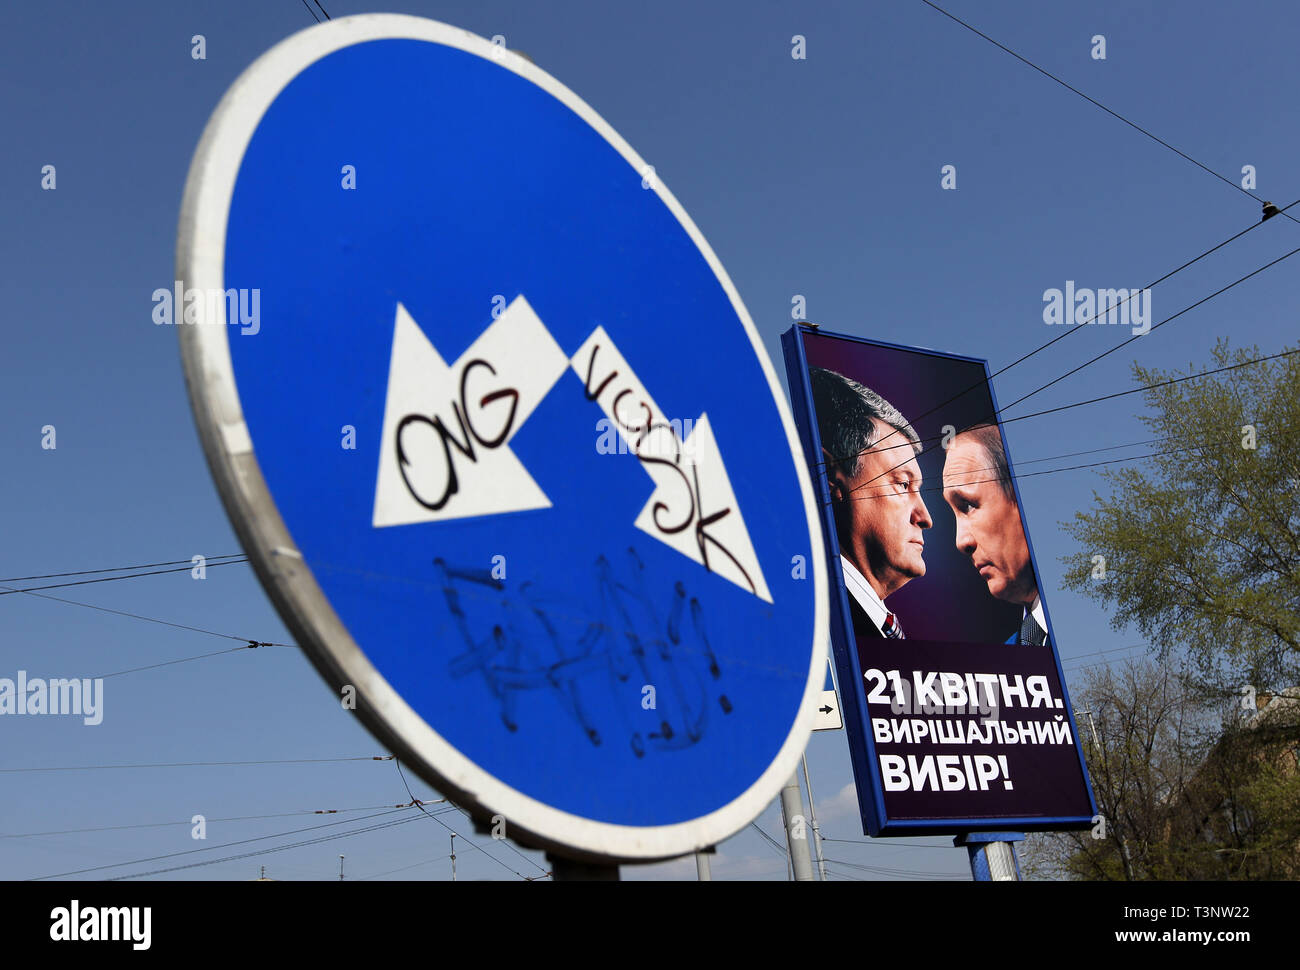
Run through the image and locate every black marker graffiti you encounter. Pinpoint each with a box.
[434,548,731,758]
[582,341,757,596]
[396,358,519,510]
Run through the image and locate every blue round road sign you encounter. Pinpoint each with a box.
[178,15,827,861]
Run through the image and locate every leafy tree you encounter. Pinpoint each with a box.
[1024,659,1300,880]
[1024,659,1202,880]
[1171,688,1300,880]
[1029,345,1300,879]
[1060,339,1300,695]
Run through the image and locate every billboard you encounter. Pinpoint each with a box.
[782,324,1096,835]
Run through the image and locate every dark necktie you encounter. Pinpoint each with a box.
[1019,613,1047,646]
[882,612,904,639]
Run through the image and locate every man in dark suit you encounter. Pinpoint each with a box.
[811,368,932,640]
[941,424,1049,647]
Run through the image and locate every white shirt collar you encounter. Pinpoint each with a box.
[1023,594,1047,635]
[840,556,891,634]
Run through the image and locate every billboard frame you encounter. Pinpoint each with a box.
[782,322,1097,836]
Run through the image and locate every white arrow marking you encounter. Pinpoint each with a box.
[573,326,772,603]
[372,297,569,527]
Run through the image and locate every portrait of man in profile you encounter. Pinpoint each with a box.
[941,423,1049,646]
[810,367,932,641]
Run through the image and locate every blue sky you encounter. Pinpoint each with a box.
[2,0,1297,881]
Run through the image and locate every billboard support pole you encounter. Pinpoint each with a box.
[780,772,816,881]
[955,831,1024,881]
[801,753,828,881]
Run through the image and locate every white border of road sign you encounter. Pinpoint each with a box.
[176,13,828,862]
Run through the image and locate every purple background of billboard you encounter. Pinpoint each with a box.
[802,331,1033,645]
[864,638,1092,821]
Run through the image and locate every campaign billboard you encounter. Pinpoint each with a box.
[782,324,1096,835]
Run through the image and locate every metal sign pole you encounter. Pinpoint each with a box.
[955,832,1024,881]
[801,753,828,881]
[780,772,816,881]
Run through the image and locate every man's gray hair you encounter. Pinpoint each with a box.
[810,367,921,478]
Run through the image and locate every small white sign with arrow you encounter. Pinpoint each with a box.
[814,657,843,731]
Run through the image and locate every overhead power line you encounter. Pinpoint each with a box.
[109,813,431,882]
[358,853,455,880]
[2,803,420,840]
[844,344,1300,501]
[846,428,1269,503]
[0,554,245,584]
[914,0,1299,225]
[824,857,965,879]
[1065,647,1153,675]
[847,235,1300,495]
[29,806,416,880]
[824,868,869,881]
[0,756,394,774]
[842,447,1192,505]
[836,350,1296,505]
[0,582,290,645]
[821,837,957,850]
[393,759,545,880]
[1010,431,1253,469]
[1061,643,1149,667]
[298,1,330,23]
[995,347,1298,433]
[817,196,1300,476]
[996,244,1300,415]
[750,821,789,858]
[823,856,964,877]
[0,559,247,596]
[91,641,295,681]
[445,801,552,877]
